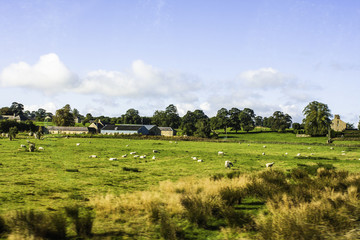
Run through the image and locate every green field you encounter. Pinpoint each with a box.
[1,133,360,239]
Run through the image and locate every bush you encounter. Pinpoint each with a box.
[219,187,244,206]
[180,195,212,227]
[65,205,94,238]
[226,171,241,179]
[0,215,9,237]
[11,210,67,239]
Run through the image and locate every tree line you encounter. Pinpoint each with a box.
[0,101,351,137]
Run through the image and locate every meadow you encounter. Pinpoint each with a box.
[1,133,360,239]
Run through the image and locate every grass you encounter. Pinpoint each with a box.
[1,132,360,238]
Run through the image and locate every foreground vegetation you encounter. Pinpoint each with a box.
[1,133,360,239]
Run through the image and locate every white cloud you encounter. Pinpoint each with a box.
[0,53,79,94]
[24,102,57,113]
[239,67,290,89]
[76,60,201,101]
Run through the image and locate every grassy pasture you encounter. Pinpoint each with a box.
[1,133,360,238]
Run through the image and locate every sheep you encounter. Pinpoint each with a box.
[130,152,137,155]
[285,152,288,155]
[297,153,301,157]
[133,155,140,158]
[89,155,97,158]
[266,162,274,168]
[140,155,146,159]
[122,154,127,158]
[109,158,117,161]
[262,152,266,155]
[20,144,26,148]
[330,147,334,150]
[152,156,156,160]
[197,159,203,162]
[38,147,44,150]
[218,151,224,156]
[225,160,233,168]
[76,143,80,146]
[263,145,267,148]
[126,145,129,147]
[191,157,198,160]
[153,150,159,153]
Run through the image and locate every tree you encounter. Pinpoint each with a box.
[9,126,18,140]
[194,118,212,138]
[52,104,75,126]
[269,111,292,132]
[180,110,208,136]
[215,108,229,132]
[35,108,47,121]
[239,110,255,132]
[292,123,301,130]
[229,108,241,133]
[122,109,141,124]
[165,104,181,129]
[303,101,332,136]
[255,116,263,127]
[0,107,13,115]
[10,102,24,116]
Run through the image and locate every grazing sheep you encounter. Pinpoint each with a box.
[285,152,288,155]
[20,144,26,148]
[130,152,137,155]
[153,150,159,153]
[133,155,140,158]
[197,159,203,162]
[76,143,80,146]
[225,160,233,168]
[152,156,156,160]
[263,145,266,148]
[262,152,266,155]
[126,145,129,147]
[266,162,274,168]
[247,144,250,146]
[109,158,117,161]
[342,153,346,156]
[218,151,224,156]
[330,147,334,150]
[38,147,44,150]
[89,155,97,158]
[140,155,146,159]
[297,153,301,157]
[122,154,127,158]
[191,157,198,160]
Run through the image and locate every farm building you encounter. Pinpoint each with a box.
[0,114,27,122]
[46,126,89,134]
[101,124,161,135]
[158,127,176,136]
[88,120,104,134]
[331,115,347,132]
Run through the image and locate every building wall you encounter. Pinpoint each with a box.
[49,130,88,134]
[161,130,174,137]
[101,130,138,135]
[331,117,347,132]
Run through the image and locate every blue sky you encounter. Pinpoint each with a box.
[0,0,359,124]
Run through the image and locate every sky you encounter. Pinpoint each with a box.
[0,0,359,124]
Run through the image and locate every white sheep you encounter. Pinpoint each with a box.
[140,155,146,159]
[197,159,203,162]
[297,153,301,157]
[109,158,117,161]
[130,152,137,155]
[153,150,159,153]
[122,154,127,158]
[218,151,224,156]
[263,145,266,148]
[89,155,97,158]
[262,152,266,155]
[76,143,80,146]
[225,161,233,168]
[191,157,198,160]
[152,156,156,160]
[20,144,26,148]
[266,162,274,168]
[38,147,44,150]
[133,155,140,158]
[330,147,334,150]
[285,152,288,155]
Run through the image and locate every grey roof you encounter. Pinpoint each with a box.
[143,125,157,130]
[101,125,143,131]
[158,127,174,131]
[47,126,88,131]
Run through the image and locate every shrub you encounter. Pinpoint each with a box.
[180,195,212,227]
[210,173,224,181]
[226,171,241,179]
[219,187,244,206]
[159,211,177,240]
[11,210,67,239]
[0,215,9,237]
[221,206,254,228]
[65,205,94,238]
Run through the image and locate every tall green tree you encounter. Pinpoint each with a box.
[194,118,212,138]
[215,108,229,132]
[270,111,292,132]
[152,104,181,128]
[229,108,241,133]
[181,110,208,136]
[239,110,255,132]
[52,104,75,126]
[122,109,141,124]
[303,101,332,136]
[10,102,24,116]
